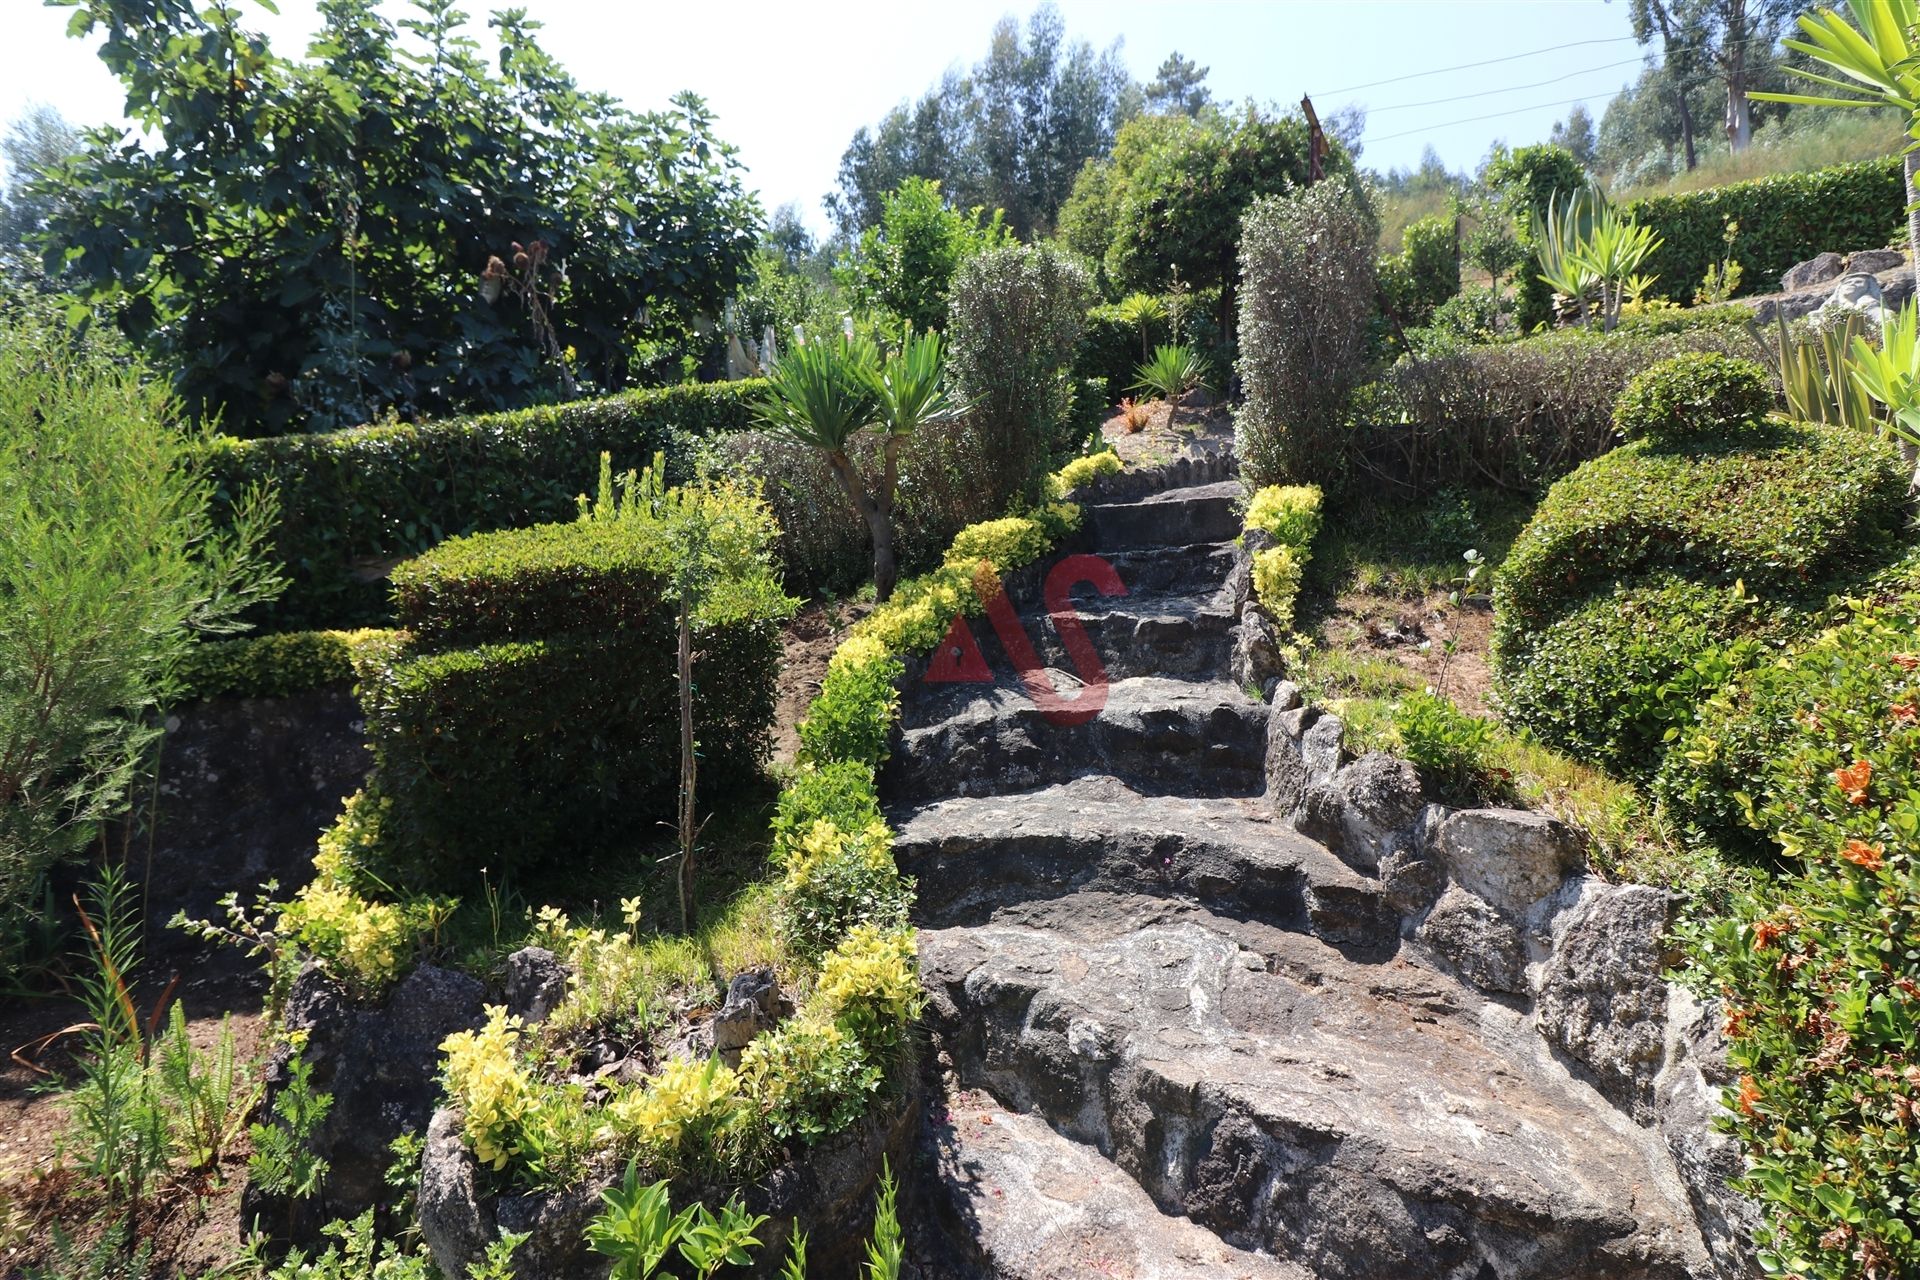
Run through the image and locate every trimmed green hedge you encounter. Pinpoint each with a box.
[1494,420,1909,636]
[1346,325,1751,494]
[1623,158,1905,303]
[1610,352,1773,444]
[1492,411,1910,778]
[204,380,766,630]
[344,473,793,888]
[176,628,396,701]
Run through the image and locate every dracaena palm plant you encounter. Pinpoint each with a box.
[1752,2,1920,290]
[756,329,961,601]
[1848,300,1920,449]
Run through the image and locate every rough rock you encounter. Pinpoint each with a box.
[919,906,1710,1280]
[1429,807,1583,916]
[146,690,369,939]
[1847,247,1906,276]
[1292,753,1423,873]
[504,947,569,1024]
[1535,881,1673,1122]
[1653,988,1765,1280]
[1377,841,1446,918]
[891,781,1395,954]
[1781,251,1844,292]
[247,962,488,1245]
[1229,603,1286,694]
[920,1090,1307,1279]
[1416,884,1527,994]
[700,968,783,1065]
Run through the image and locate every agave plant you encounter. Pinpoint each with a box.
[1848,301,1920,448]
[1131,343,1211,401]
[756,330,960,601]
[1533,186,1661,332]
[1754,309,1877,434]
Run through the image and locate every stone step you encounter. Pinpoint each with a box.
[1084,481,1244,552]
[1024,589,1237,682]
[884,677,1268,806]
[918,898,1710,1280]
[916,1086,1310,1280]
[892,780,1394,955]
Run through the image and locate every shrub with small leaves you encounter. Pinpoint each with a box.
[813,926,923,1059]
[1252,544,1306,629]
[1049,448,1122,498]
[775,818,912,963]
[1681,573,1920,1276]
[1610,353,1772,443]
[1391,692,1499,801]
[737,1016,883,1144]
[1244,484,1322,550]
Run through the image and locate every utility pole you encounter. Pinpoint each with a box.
[1301,95,1327,185]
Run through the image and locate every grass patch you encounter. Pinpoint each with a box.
[1611,110,1906,204]
[1305,487,1533,607]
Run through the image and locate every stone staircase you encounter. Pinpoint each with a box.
[890,470,1744,1280]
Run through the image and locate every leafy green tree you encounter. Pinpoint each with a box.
[1483,143,1589,330]
[0,291,282,967]
[1075,104,1339,339]
[1549,104,1599,169]
[843,177,1010,336]
[826,4,1137,238]
[42,0,759,435]
[1145,52,1212,116]
[0,105,81,279]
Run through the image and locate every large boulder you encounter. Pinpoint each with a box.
[1846,248,1906,276]
[245,962,488,1245]
[1416,884,1527,995]
[1534,882,1672,1121]
[1294,753,1424,873]
[1427,808,1583,917]
[1781,251,1844,292]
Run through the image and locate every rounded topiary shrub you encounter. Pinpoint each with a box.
[1492,413,1909,779]
[1493,577,1760,776]
[1610,352,1772,443]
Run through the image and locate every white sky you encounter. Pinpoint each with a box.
[3,0,1643,234]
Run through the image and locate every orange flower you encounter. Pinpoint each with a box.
[1736,1075,1762,1116]
[1752,919,1787,949]
[1835,759,1873,805]
[1894,702,1919,726]
[1842,839,1885,872]
[1894,653,1920,671]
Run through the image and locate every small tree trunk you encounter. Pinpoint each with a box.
[1905,151,1920,301]
[825,448,898,602]
[1677,92,1698,170]
[676,595,695,934]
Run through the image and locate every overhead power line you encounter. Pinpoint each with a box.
[1366,55,1648,114]
[1317,36,1638,96]
[1366,92,1619,144]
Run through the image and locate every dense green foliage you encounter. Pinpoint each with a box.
[0,300,281,967]
[1658,556,1920,850]
[948,243,1095,505]
[178,628,392,701]
[204,380,763,630]
[826,5,1136,239]
[1378,213,1460,324]
[1061,104,1337,329]
[1683,568,1920,1276]
[45,0,759,435]
[347,475,792,889]
[841,178,1010,336]
[1236,182,1378,487]
[1623,158,1905,301]
[1493,418,1909,775]
[1484,143,1589,331]
[1497,575,1762,775]
[1610,352,1774,443]
[1349,325,1750,495]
